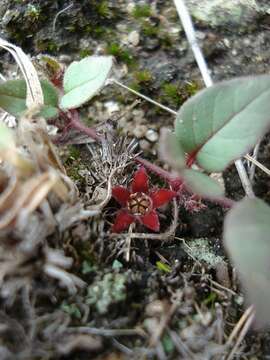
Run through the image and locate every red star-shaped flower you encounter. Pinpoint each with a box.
[111,167,177,233]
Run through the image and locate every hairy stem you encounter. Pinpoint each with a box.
[63,110,234,209]
[69,109,101,142]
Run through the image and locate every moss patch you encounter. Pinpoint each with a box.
[132,4,152,18]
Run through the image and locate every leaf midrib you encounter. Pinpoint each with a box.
[191,82,270,154]
[65,71,100,92]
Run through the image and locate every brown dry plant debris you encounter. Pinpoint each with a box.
[0,38,106,358]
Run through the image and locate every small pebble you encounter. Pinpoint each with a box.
[223,38,230,48]
[116,23,127,32]
[133,125,148,138]
[104,101,120,115]
[59,54,72,63]
[126,2,135,13]
[128,30,140,47]
[145,129,158,142]
[139,139,151,150]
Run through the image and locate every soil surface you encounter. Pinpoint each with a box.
[1,0,270,359]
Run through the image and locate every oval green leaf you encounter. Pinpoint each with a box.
[181,169,224,198]
[0,122,15,150]
[0,79,59,119]
[60,56,113,110]
[159,129,186,169]
[224,197,270,327]
[175,75,270,172]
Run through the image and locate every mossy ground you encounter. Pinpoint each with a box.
[1,0,270,359]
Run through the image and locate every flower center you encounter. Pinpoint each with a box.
[127,192,152,216]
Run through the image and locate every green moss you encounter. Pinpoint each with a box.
[142,22,159,37]
[64,146,82,182]
[185,81,200,97]
[25,4,41,21]
[132,4,151,18]
[96,1,110,18]
[66,166,82,182]
[162,83,181,106]
[134,70,152,84]
[83,24,107,38]
[79,49,93,58]
[160,33,173,47]
[161,81,200,107]
[128,81,141,92]
[65,24,76,33]
[203,292,217,307]
[67,146,81,161]
[93,26,108,38]
[36,39,59,53]
[106,43,134,65]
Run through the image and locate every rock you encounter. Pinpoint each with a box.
[186,0,261,28]
[116,23,128,32]
[126,2,135,14]
[128,30,140,46]
[139,139,151,150]
[145,129,158,142]
[144,37,160,51]
[145,55,179,87]
[104,101,120,115]
[133,124,148,138]
[59,54,72,63]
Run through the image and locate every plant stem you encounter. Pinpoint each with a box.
[64,110,234,209]
[135,156,179,183]
[69,109,101,142]
[111,79,177,115]
[173,0,255,198]
[135,156,234,208]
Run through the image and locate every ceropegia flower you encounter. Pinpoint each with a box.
[112,167,176,232]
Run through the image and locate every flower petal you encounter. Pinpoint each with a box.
[140,210,160,232]
[112,186,130,206]
[150,189,177,208]
[132,167,149,193]
[112,210,134,233]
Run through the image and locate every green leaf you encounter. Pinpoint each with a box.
[60,56,113,110]
[175,75,270,172]
[159,129,186,169]
[156,261,172,273]
[0,79,59,119]
[0,123,15,150]
[181,169,224,198]
[224,197,270,327]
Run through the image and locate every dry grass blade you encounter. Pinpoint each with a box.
[245,154,270,177]
[0,37,43,109]
[225,306,255,360]
[0,170,68,230]
[172,0,255,198]
[225,305,255,348]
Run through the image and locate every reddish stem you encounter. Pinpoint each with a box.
[135,156,181,184]
[69,109,101,142]
[186,150,198,168]
[59,110,235,209]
